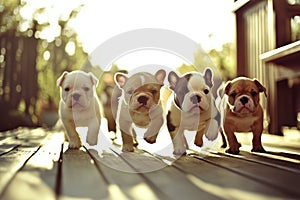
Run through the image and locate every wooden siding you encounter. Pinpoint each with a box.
[234,0,300,134]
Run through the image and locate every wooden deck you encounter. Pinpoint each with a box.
[0,127,300,200]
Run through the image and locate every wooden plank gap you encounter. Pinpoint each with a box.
[83,146,110,185]
[190,154,300,197]
[0,144,21,156]
[0,145,42,198]
[210,150,300,174]
[54,143,64,200]
[109,147,170,199]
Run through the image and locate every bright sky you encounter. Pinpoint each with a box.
[71,0,235,53]
[21,0,235,71]
[71,0,235,70]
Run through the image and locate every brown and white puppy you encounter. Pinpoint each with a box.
[167,68,219,155]
[114,70,166,152]
[219,77,267,154]
[57,70,101,148]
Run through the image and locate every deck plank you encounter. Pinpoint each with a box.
[196,152,300,197]
[88,147,169,200]
[172,155,293,200]
[0,128,48,197]
[0,128,300,200]
[58,146,109,200]
[0,132,64,200]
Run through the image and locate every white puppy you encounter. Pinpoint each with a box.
[57,70,101,148]
[167,68,219,155]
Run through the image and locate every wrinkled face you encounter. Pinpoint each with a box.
[225,78,266,114]
[57,71,98,111]
[115,70,166,113]
[168,69,213,113]
[127,83,162,112]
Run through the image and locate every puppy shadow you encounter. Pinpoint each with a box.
[87,148,168,173]
[264,150,300,161]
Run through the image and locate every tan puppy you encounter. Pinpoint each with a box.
[57,70,101,148]
[219,77,267,154]
[114,70,166,152]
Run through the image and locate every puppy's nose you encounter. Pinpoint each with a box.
[72,93,81,101]
[137,95,148,105]
[240,96,249,105]
[190,95,201,104]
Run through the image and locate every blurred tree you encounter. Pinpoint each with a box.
[0,0,91,129]
[35,4,88,105]
[176,43,236,80]
[208,42,236,81]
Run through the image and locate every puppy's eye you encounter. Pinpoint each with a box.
[203,89,209,94]
[150,90,157,95]
[83,87,90,92]
[230,92,236,98]
[127,89,134,95]
[251,91,258,97]
[64,87,70,92]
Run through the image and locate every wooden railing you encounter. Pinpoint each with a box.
[0,33,38,130]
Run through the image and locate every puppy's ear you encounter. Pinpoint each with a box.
[224,81,232,95]
[155,69,166,85]
[254,79,267,97]
[203,68,213,88]
[114,73,128,88]
[57,71,69,87]
[88,72,99,86]
[168,71,180,90]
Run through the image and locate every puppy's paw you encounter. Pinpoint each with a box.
[226,143,241,154]
[194,139,203,147]
[225,148,239,154]
[251,146,266,153]
[133,137,139,147]
[68,140,82,149]
[173,146,187,156]
[205,131,218,141]
[122,144,134,152]
[144,135,157,144]
[221,142,227,148]
[86,135,98,146]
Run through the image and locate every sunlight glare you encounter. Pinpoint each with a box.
[187,174,282,200]
[129,183,159,200]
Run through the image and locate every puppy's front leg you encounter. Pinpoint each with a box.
[251,121,266,153]
[63,119,82,149]
[195,125,206,147]
[170,127,187,155]
[86,118,100,146]
[224,125,241,154]
[120,119,134,152]
[205,119,219,141]
[144,104,164,144]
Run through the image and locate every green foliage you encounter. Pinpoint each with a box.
[0,0,90,122]
[176,43,236,81]
[291,16,300,41]
[208,43,236,80]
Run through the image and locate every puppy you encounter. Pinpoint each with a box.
[219,77,267,154]
[114,70,166,152]
[57,70,101,148]
[167,68,219,155]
